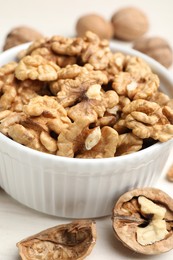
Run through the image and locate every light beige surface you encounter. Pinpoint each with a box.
[0,0,173,259]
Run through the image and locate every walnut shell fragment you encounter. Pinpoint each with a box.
[112,188,173,255]
[17,220,96,260]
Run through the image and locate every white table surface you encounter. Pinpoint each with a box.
[0,1,173,259]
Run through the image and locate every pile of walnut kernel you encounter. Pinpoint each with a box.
[1,31,173,158]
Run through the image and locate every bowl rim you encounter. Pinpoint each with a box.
[0,41,173,165]
[1,130,173,164]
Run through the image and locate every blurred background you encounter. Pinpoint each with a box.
[0,0,173,71]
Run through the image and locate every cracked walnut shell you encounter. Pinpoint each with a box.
[17,220,96,260]
[112,188,173,255]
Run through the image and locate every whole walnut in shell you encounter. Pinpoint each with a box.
[133,36,173,68]
[76,13,113,40]
[166,165,173,181]
[3,26,43,51]
[112,188,173,255]
[111,7,149,41]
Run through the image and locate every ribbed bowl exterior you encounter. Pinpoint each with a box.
[0,43,173,218]
[0,134,173,218]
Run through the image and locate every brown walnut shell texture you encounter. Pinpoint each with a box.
[17,220,96,260]
[76,13,114,40]
[3,26,43,51]
[133,37,173,68]
[167,165,173,182]
[112,188,173,255]
[111,7,149,41]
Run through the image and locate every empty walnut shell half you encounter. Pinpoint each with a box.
[112,188,173,255]
[17,220,96,260]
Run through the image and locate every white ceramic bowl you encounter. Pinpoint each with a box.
[0,43,173,219]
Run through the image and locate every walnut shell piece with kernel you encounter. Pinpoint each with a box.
[17,220,96,260]
[111,7,149,41]
[112,188,173,255]
[133,37,173,68]
[3,26,43,51]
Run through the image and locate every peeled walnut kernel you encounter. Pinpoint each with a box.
[57,119,91,158]
[40,131,57,152]
[0,111,27,135]
[112,188,173,255]
[15,55,59,81]
[112,71,159,100]
[115,133,143,156]
[3,26,43,51]
[111,7,149,41]
[76,14,114,40]
[17,220,96,260]
[121,99,173,142]
[137,196,168,246]
[133,37,173,68]
[85,126,101,150]
[77,126,119,159]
